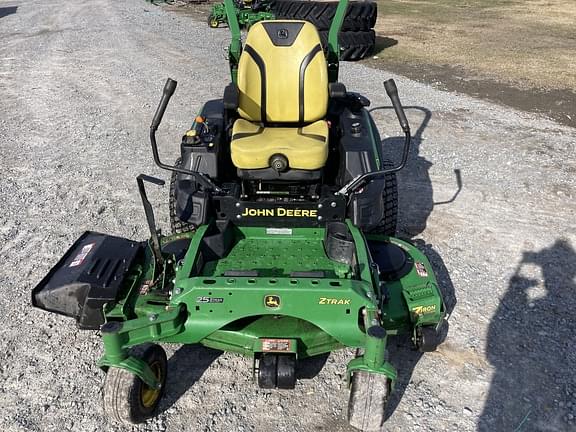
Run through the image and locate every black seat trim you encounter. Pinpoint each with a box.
[297,127,326,142]
[231,126,264,141]
[244,45,267,122]
[232,125,325,143]
[262,22,305,47]
[299,44,323,123]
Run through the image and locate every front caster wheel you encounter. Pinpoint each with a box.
[257,354,296,389]
[103,343,167,424]
[276,354,296,389]
[347,371,391,432]
[257,354,277,389]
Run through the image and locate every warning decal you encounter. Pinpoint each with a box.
[415,262,428,278]
[261,339,292,352]
[69,243,95,267]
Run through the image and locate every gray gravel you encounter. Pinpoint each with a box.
[1,0,575,431]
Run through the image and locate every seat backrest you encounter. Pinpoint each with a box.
[237,21,328,124]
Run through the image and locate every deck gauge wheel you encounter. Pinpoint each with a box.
[415,325,440,352]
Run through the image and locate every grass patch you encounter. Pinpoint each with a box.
[373,0,576,90]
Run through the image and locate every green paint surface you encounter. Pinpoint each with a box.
[201,234,350,278]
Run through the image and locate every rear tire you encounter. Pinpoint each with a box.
[102,344,167,425]
[368,159,398,236]
[169,158,196,234]
[271,1,377,32]
[348,371,391,431]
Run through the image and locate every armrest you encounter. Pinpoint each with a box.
[223,83,239,110]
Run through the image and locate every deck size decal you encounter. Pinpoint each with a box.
[69,243,95,267]
[196,296,224,303]
[241,208,318,217]
[319,297,351,305]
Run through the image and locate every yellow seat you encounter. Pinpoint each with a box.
[231,119,328,170]
[230,20,329,173]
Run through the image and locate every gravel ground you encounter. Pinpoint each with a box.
[1,1,575,431]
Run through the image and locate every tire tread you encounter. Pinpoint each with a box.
[102,344,167,425]
[271,1,377,32]
[368,159,398,236]
[169,158,196,234]
[348,371,390,431]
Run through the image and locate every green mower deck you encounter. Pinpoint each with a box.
[33,218,446,429]
[96,223,444,362]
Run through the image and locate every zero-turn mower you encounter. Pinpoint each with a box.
[208,0,274,29]
[32,1,447,430]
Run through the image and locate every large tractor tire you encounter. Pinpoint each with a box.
[271,0,377,32]
[318,29,375,61]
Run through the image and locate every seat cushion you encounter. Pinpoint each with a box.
[231,119,329,171]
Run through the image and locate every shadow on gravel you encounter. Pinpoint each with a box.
[297,353,330,379]
[370,105,459,419]
[0,6,18,19]
[160,345,328,411]
[373,36,399,56]
[373,104,458,307]
[385,239,456,419]
[159,344,222,414]
[479,239,576,431]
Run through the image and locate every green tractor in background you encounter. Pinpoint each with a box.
[208,0,274,29]
[32,0,448,430]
